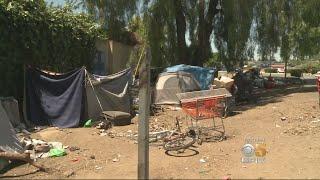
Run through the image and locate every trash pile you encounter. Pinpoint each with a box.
[20,137,67,159]
[107,130,138,140]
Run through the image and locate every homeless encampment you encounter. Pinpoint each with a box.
[24,67,132,128]
[154,71,201,105]
[164,64,215,90]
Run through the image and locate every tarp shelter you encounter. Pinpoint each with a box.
[164,64,215,90]
[0,102,23,153]
[86,68,132,121]
[154,72,201,105]
[24,67,132,128]
[25,67,86,128]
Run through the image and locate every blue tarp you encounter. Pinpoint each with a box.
[164,64,215,90]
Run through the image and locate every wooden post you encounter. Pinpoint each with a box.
[284,59,288,82]
[138,47,151,179]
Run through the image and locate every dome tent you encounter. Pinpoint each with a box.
[154,71,201,105]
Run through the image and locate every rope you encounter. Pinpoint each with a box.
[85,69,109,124]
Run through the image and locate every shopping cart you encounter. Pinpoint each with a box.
[176,88,232,142]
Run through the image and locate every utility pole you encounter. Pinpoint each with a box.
[138,47,151,179]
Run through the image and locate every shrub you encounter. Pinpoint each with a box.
[288,69,303,77]
[296,61,320,74]
[0,0,102,101]
[264,68,278,73]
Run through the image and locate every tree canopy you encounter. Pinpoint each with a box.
[82,0,320,69]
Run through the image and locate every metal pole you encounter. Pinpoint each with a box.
[138,47,151,179]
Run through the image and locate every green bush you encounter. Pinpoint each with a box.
[288,69,303,77]
[264,68,278,73]
[296,61,320,74]
[0,0,102,101]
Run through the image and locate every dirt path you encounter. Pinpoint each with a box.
[1,89,320,179]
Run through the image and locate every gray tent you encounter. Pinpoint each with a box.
[154,72,201,105]
[0,102,23,153]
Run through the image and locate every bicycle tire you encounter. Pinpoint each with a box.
[163,136,196,151]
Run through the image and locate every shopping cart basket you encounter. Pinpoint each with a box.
[176,88,232,140]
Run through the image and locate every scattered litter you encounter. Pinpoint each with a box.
[63,170,75,177]
[96,121,109,129]
[275,124,281,128]
[84,119,93,128]
[20,137,66,159]
[49,148,66,157]
[100,132,107,136]
[36,152,50,159]
[69,146,80,152]
[199,156,209,163]
[95,165,102,170]
[242,165,247,168]
[112,154,121,162]
[35,144,50,153]
[311,119,320,123]
[281,117,287,121]
[49,142,63,149]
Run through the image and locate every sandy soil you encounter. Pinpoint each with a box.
[1,86,320,179]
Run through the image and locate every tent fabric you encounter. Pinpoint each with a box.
[0,103,23,153]
[164,64,215,90]
[0,97,22,128]
[86,68,132,121]
[25,67,86,128]
[154,72,201,105]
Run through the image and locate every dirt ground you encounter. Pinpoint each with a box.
[1,86,320,179]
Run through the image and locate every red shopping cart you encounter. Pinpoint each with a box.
[176,88,232,141]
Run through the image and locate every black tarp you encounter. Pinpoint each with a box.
[25,67,85,128]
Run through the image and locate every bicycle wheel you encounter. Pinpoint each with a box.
[163,136,196,151]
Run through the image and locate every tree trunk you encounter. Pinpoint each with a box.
[194,0,205,66]
[193,0,219,66]
[173,0,188,64]
[284,59,288,80]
